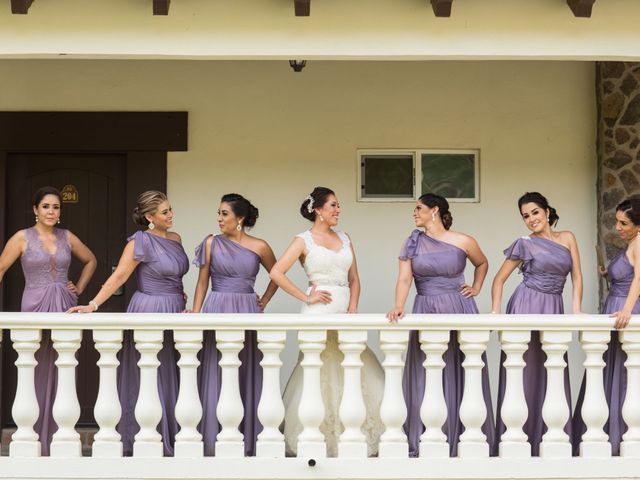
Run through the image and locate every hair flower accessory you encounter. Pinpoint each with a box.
[305,194,315,213]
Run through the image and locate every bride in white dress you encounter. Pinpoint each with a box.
[269,187,384,457]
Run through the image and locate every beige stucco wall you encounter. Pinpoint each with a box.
[0,59,597,317]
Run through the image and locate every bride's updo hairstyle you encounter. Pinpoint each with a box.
[617,198,640,226]
[518,191,559,227]
[300,187,335,222]
[419,193,453,230]
[132,190,168,228]
[221,193,259,228]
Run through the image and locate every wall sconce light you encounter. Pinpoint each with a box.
[289,60,307,72]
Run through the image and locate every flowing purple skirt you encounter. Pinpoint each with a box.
[198,291,263,456]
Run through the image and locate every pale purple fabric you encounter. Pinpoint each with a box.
[194,235,263,457]
[573,250,640,455]
[400,230,495,457]
[20,227,77,456]
[118,231,189,456]
[495,236,574,456]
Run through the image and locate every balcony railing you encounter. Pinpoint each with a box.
[0,313,638,480]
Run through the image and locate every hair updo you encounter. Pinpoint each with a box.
[300,187,335,222]
[132,190,168,228]
[419,193,453,230]
[517,192,559,227]
[221,193,259,228]
[32,186,61,208]
[617,198,640,226]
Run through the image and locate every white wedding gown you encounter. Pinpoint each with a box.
[282,230,385,457]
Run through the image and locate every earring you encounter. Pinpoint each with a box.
[57,218,60,225]
[547,216,550,222]
[35,215,38,223]
[148,221,155,230]
[431,212,436,222]
[320,215,324,222]
[237,222,242,231]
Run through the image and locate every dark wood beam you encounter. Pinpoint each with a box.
[153,0,170,15]
[294,0,310,17]
[11,0,33,14]
[431,0,452,17]
[567,0,595,17]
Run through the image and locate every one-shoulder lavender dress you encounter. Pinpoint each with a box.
[400,230,495,457]
[118,231,189,456]
[495,236,574,456]
[573,250,640,455]
[21,226,78,456]
[194,234,263,457]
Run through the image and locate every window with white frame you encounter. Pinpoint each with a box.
[357,149,479,202]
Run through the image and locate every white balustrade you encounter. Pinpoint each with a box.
[92,329,123,458]
[457,330,490,458]
[10,329,42,457]
[174,330,204,458]
[378,330,408,458]
[133,330,164,457]
[256,330,287,458]
[540,330,572,458]
[50,329,82,457]
[215,330,245,457]
[621,330,640,457]
[338,330,367,458]
[579,331,611,457]
[297,330,327,459]
[419,330,449,458]
[499,330,530,458]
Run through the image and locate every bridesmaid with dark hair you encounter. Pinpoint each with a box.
[573,198,640,455]
[69,191,189,457]
[386,193,494,457]
[491,191,583,456]
[0,186,97,455]
[192,193,278,456]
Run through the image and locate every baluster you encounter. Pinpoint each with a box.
[338,330,367,458]
[457,330,489,458]
[499,330,530,458]
[93,330,123,457]
[216,330,245,457]
[540,330,572,458]
[256,331,286,458]
[579,331,611,457]
[621,331,640,457]
[378,330,409,458]
[420,330,449,458]
[50,329,82,457]
[297,330,327,459]
[174,330,204,458]
[10,329,42,457]
[133,330,163,457]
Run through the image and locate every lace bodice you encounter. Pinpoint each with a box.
[297,230,352,287]
[21,227,71,288]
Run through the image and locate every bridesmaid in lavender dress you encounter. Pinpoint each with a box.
[69,191,189,457]
[192,193,278,457]
[492,192,583,456]
[573,198,640,455]
[386,193,494,457]
[0,186,97,456]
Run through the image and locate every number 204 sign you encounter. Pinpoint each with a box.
[61,185,79,204]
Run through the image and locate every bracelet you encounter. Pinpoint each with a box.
[305,295,310,305]
[89,300,99,312]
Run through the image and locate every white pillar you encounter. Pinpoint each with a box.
[174,330,204,458]
[92,330,123,458]
[10,329,41,457]
[621,331,640,457]
[419,330,449,458]
[378,330,408,458]
[579,331,611,458]
[338,330,367,458]
[256,330,286,458]
[50,329,82,457]
[297,330,327,459]
[498,330,530,458]
[133,330,163,457]
[540,330,572,458]
[215,330,245,458]
[457,330,490,458]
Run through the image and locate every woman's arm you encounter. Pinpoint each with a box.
[68,232,97,295]
[386,259,413,323]
[491,259,521,313]
[0,231,24,283]
[461,235,489,298]
[613,239,640,329]
[346,239,360,313]
[192,236,213,313]
[257,241,279,310]
[565,232,584,314]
